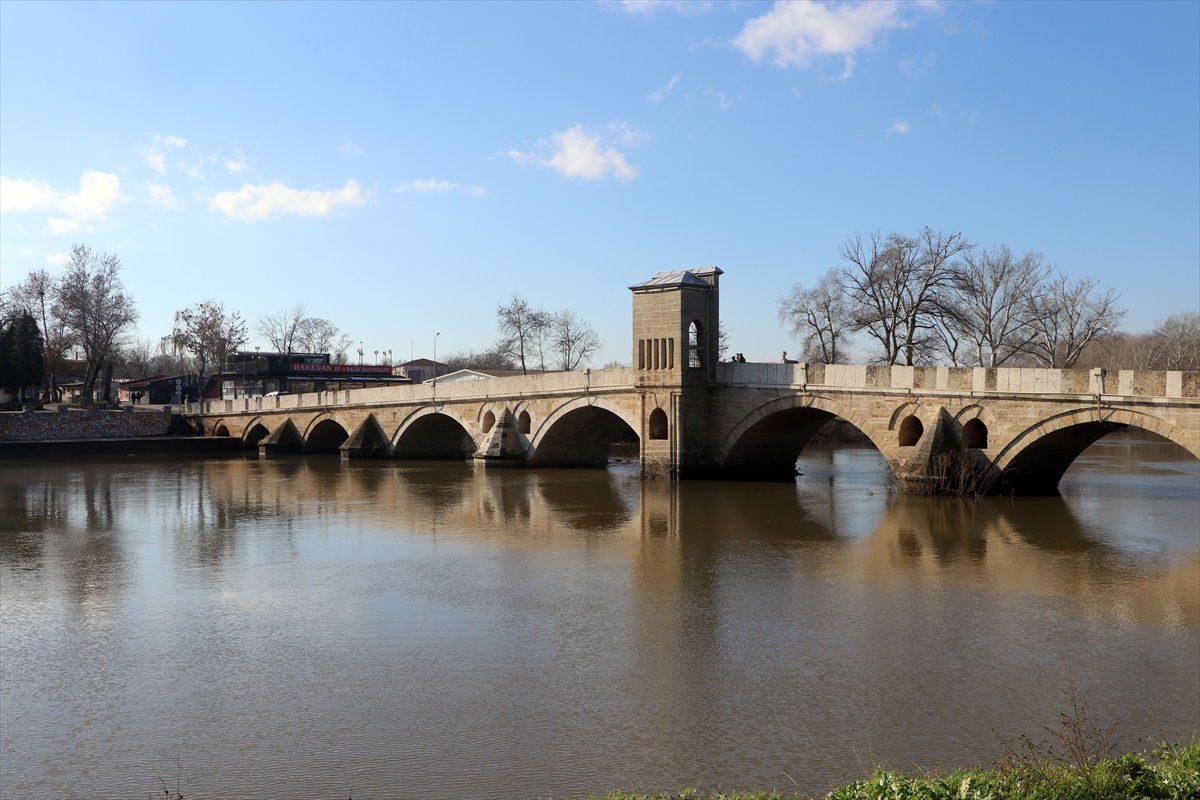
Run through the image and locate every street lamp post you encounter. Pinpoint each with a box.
[433,332,440,399]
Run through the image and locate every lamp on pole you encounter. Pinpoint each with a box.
[374,350,379,365]
[358,342,363,365]
[432,332,440,396]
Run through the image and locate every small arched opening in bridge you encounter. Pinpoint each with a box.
[214,424,230,437]
[306,419,350,454]
[687,320,705,368]
[720,404,880,481]
[394,413,477,461]
[517,410,531,434]
[962,418,988,449]
[995,413,1199,495]
[531,406,640,469]
[244,423,270,446]
[898,415,924,447]
[648,408,668,440]
[482,410,496,433]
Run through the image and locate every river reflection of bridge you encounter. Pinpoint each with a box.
[2,435,1196,799]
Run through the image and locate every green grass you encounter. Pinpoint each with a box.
[579,737,1200,800]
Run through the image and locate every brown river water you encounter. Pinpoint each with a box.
[1,432,1197,799]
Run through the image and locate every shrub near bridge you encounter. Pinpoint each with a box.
[582,737,1200,800]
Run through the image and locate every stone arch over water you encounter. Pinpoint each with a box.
[992,407,1200,494]
[392,408,478,461]
[528,397,640,468]
[716,395,888,480]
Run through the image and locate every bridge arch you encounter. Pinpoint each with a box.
[211,419,231,437]
[527,396,640,468]
[391,406,479,460]
[716,394,892,479]
[242,418,271,446]
[304,415,351,454]
[993,406,1200,494]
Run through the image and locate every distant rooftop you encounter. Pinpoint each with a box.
[629,266,723,292]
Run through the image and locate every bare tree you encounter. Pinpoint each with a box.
[777,268,851,363]
[718,320,731,361]
[1025,274,1124,368]
[168,300,249,377]
[119,337,158,380]
[257,303,308,353]
[948,245,1051,367]
[53,244,138,400]
[496,294,550,374]
[1149,312,1200,371]
[548,309,602,371]
[1086,312,1200,371]
[839,228,972,365]
[442,347,518,372]
[295,317,341,354]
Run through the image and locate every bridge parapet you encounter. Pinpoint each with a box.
[187,366,645,416]
[714,362,1199,399]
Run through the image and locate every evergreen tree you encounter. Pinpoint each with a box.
[0,314,45,399]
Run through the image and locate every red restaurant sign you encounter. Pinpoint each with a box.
[289,363,394,375]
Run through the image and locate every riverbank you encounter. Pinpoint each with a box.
[581,736,1199,799]
[0,435,248,458]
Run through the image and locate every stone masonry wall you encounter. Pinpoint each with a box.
[0,408,172,441]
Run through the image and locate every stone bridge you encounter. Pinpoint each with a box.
[186,268,1200,495]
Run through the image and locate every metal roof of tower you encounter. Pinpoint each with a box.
[629,266,723,291]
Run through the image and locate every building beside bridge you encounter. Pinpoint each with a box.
[209,351,410,399]
[185,268,1200,495]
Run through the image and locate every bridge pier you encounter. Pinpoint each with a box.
[473,409,525,468]
[341,414,391,460]
[258,418,305,456]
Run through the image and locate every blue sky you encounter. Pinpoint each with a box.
[2,0,1197,365]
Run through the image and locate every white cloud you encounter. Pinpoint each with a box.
[48,218,85,234]
[395,178,456,193]
[145,183,184,210]
[546,125,638,180]
[706,89,735,110]
[394,178,487,196]
[648,73,683,105]
[184,155,215,180]
[338,142,363,155]
[510,123,643,181]
[733,1,935,76]
[0,177,60,211]
[608,120,651,146]
[46,251,72,265]
[900,53,935,79]
[1,171,125,234]
[887,119,911,135]
[226,149,246,175]
[142,133,187,174]
[621,0,712,15]
[59,171,124,219]
[209,179,366,222]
